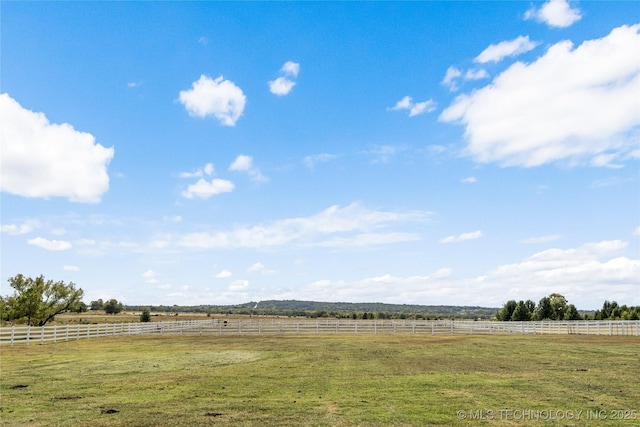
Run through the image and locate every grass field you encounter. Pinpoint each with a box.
[1,334,638,426]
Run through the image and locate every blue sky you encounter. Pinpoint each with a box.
[1,1,638,310]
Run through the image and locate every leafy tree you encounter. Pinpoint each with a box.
[533,296,553,320]
[549,293,568,320]
[496,300,517,321]
[140,309,151,322]
[563,304,582,320]
[90,299,104,311]
[511,301,532,321]
[525,300,536,314]
[2,274,84,326]
[601,300,618,319]
[103,299,124,315]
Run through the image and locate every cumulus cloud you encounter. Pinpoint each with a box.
[247,262,264,273]
[178,75,246,126]
[27,237,72,251]
[525,0,581,28]
[179,162,214,178]
[215,269,233,279]
[63,265,80,272]
[181,178,235,199]
[474,36,538,63]
[269,61,300,96]
[281,61,300,77]
[1,222,37,235]
[142,269,160,284]
[269,77,296,96]
[389,96,436,117]
[442,66,462,91]
[247,262,276,275]
[440,230,483,243]
[477,241,638,305]
[228,154,267,182]
[273,240,639,308]
[178,203,430,249]
[442,67,489,91]
[0,94,114,203]
[440,24,640,168]
[461,176,477,184]
[634,226,640,236]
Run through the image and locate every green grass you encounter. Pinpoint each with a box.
[1,334,638,426]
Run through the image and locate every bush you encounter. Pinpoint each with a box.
[140,309,151,322]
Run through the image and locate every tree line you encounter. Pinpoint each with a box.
[496,293,640,321]
[2,275,639,326]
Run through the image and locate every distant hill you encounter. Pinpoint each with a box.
[126,299,498,320]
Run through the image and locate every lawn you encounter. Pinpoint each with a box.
[0,334,638,426]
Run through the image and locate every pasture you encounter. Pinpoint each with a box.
[1,334,638,426]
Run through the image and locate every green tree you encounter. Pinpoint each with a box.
[90,299,104,311]
[2,274,84,326]
[511,301,532,321]
[533,296,553,320]
[563,304,581,320]
[103,299,123,315]
[497,300,517,321]
[549,293,568,320]
[525,300,536,314]
[140,309,151,322]
[600,300,618,319]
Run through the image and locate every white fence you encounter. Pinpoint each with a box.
[1,319,638,346]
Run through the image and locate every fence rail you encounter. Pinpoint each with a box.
[1,319,638,346]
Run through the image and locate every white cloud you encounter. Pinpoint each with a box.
[247,262,264,273]
[440,230,483,243]
[229,280,249,291]
[178,203,430,249]
[464,69,489,80]
[228,154,267,182]
[442,66,462,91]
[272,240,639,308]
[389,96,436,117]
[269,61,300,96]
[303,153,337,169]
[520,234,563,244]
[181,178,234,199]
[127,81,141,88]
[0,93,114,203]
[525,0,581,28]
[461,176,477,184]
[142,269,159,284]
[229,154,252,171]
[215,269,233,279]
[318,232,421,248]
[475,36,538,63]
[477,241,638,304]
[440,24,640,168]
[247,262,276,275]
[1,222,37,235]
[178,75,246,126]
[269,77,296,96]
[281,61,300,77]
[63,265,80,272]
[179,163,214,178]
[633,226,640,236]
[27,237,72,251]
